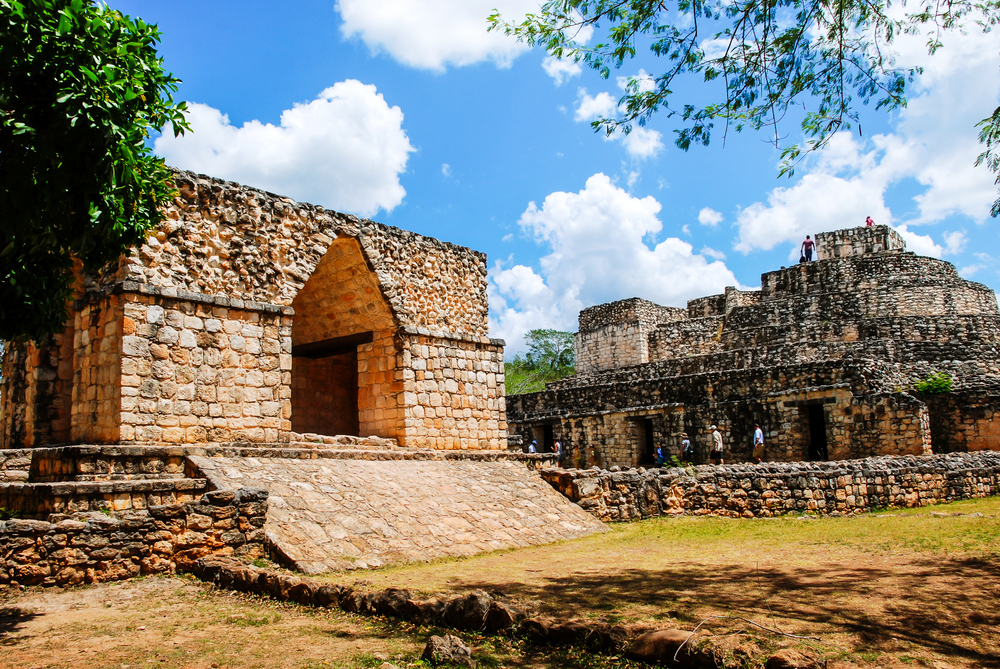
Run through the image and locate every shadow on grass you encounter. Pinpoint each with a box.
[446,555,1000,667]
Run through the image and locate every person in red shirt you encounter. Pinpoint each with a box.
[800,235,815,261]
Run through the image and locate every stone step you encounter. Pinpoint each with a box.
[0,477,208,518]
[288,433,399,450]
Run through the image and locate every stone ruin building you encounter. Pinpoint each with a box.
[1,170,508,451]
[0,171,606,581]
[508,225,1000,468]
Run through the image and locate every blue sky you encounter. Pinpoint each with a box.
[117,0,1000,353]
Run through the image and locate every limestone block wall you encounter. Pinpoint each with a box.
[647,316,723,361]
[686,294,726,317]
[112,285,293,444]
[399,328,507,449]
[71,294,123,442]
[289,236,395,347]
[923,391,1000,453]
[815,225,905,260]
[0,333,74,449]
[508,360,937,468]
[576,298,685,374]
[2,170,506,449]
[576,322,651,374]
[540,451,1000,521]
[358,329,401,440]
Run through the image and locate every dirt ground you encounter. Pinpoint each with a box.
[2,497,998,669]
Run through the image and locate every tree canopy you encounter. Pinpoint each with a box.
[505,329,576,395]
[490,0,1000,216]
[0,0,189,342]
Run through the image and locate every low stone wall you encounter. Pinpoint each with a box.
[0,487,267,586]
[541,452,1000,521]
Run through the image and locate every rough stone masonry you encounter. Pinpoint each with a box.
[508,226,1000,468]
[1,169,507,451]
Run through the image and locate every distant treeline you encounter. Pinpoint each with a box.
[504,329,575,395]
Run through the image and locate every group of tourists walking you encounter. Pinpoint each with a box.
[655,422,766,467]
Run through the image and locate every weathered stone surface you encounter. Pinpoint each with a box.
[0,487,266,585]
[510,226,1000,468]
[483,600,525,633]
[374,587,412,617]
[422,635,475,667]
[626,629,715,667]
[542,451,1000,520]
[402,597,448,625]
[189,456,606,573]
[444,591,493,631]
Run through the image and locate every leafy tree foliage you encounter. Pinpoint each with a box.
[505,329,576,394]
[490,0,1000,214]
[0,0,189,342]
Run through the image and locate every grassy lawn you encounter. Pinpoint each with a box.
[1,497,998,668]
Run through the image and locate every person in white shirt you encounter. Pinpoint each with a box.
[752,423,765,463]
[710,425,724,465]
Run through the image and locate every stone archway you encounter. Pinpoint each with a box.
[290,237,396,438]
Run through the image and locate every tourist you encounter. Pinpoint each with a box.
[656,443,666,467]
[752,422,765,463]
[865,216,875,227]
[710,425,724,464]
[528,440,537,453]
[800,235,816,262]
[554,439,563,466]
[680,433,693,464]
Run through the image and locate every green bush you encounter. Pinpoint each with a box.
[915,370,953,394]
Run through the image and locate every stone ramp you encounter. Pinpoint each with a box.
[188,456,606,574]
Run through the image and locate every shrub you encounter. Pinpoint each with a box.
[915,370,953,394]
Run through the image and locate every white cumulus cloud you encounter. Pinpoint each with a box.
[155,81,414,217]
[543,55,583,85]
[490,173,741,351]
[943,231,967,255]
[698,207,723,227]
[574,89,617,122]
[620,127,664,159]
[574,76,664,159]
[335,0,535,71]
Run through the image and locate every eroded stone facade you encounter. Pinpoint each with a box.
[2,170,506,450]
[509,226,1000,467]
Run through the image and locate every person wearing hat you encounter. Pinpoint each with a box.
[710,425,724,465]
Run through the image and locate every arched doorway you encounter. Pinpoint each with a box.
[290,237,396,438]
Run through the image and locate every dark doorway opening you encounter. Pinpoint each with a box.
[640,418,656,465]
[530,424,554,452]
[291,350,359,436]
[807,405,828,461]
